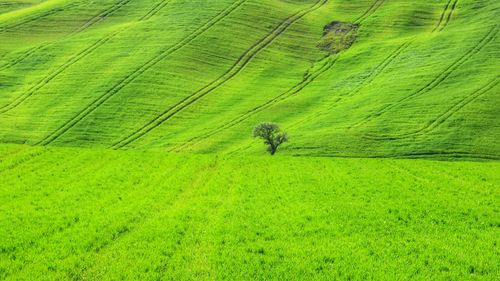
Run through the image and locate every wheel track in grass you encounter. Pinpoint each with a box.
[156,162,232,279]
[172,55,339,152]
[0,152,109,260]
[0,0,173,111]
[0,145,29,162]
[0,44,45,71]
[264,6,406,138]
[439,0,458,32]
[70,0,133,35]
[0,154,181,266]
[139,0,170,21]
[432,0,453,32]
[351,25,497,128]
[387,163,432,184]
[0,29,124,114]
[340,41,412,99]
[76,160,220,279]
[393,160,500,188]
[293,150,500,161]
[112,0,329,149]
[390,151,500,161]
[354,0,384,24]
[261,0,439,132]
[0,0,133,71]
[363,77,499,140]
[175,1,394,152]
[291,41,411,131]
[36,0,248,146]
[0,149,47,175]
[0,1,83,32]
[0,157,207,281]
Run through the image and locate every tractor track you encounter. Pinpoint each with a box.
[0,157,188,264]
[112,0,329,149]
[439,0,458,32]
[293,150,500,161]
[342,41,411,99]
[352,26,497,128]
[0,29,123,114]
[0,1,82,32]
[0,0,133,72]
[363,77,499,140]
[140,0,170,21]
[0,0,173,111]
[290,41,411,131]
[173,56,339,152]
[0,44,45,71]
[0,149,47,175]
[387,151,500,161]
[432,0,453,32]
[177,0,394,151]
[175,0,393,152]
[36,0,248,146]
[354,0,384,24]
[70,0,133,35]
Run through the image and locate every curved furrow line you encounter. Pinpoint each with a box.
[70,0,132,35]
[352,26,497,128]
[432,0,453,32]
[387,151,500,161]
[0,1,132,73]
[439,0,459,32]
[363,77,499,140]
[0,146,28,162]
[0,1,83,32]
[0,44,45,71]
[354,0,384,24]
[0,0,170,75]
[186,22,407,153]
[36,0,248,146]
[317,151,500,161]
[0,29,123,115]
[112,0,329,149]
[292,41,411,131]
[0,150,47,175]
[172,56,339,152]
[140,0,170,21]
[343,41,411,99]
[0,8,61,32]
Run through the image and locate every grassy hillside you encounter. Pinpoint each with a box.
[0,0,498,158]
[0,144,499,280]
[0,1,498,280]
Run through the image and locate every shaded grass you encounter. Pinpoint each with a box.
[0,0,497,159]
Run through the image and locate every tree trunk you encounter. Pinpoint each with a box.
[270,145,277,155]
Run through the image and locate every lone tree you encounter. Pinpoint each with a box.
[253,122,288,155]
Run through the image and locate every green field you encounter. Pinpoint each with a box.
[0,0,497,157]
[0,144,499,280]
[0,0,499,280]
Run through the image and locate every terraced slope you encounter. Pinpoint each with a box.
[0,0,498,158]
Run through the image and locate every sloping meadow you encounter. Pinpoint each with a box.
[0,0,498,158]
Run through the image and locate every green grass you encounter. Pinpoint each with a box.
[0,0,497,158]
[0,1,498,279]
[0,144,499,280]
[0,1,44,14]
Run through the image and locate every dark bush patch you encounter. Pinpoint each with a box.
[318,21,359,54]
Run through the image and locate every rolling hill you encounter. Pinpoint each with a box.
[0,0,499,280]
[0,0,498,158]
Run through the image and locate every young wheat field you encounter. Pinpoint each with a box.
[0,0,498,280]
